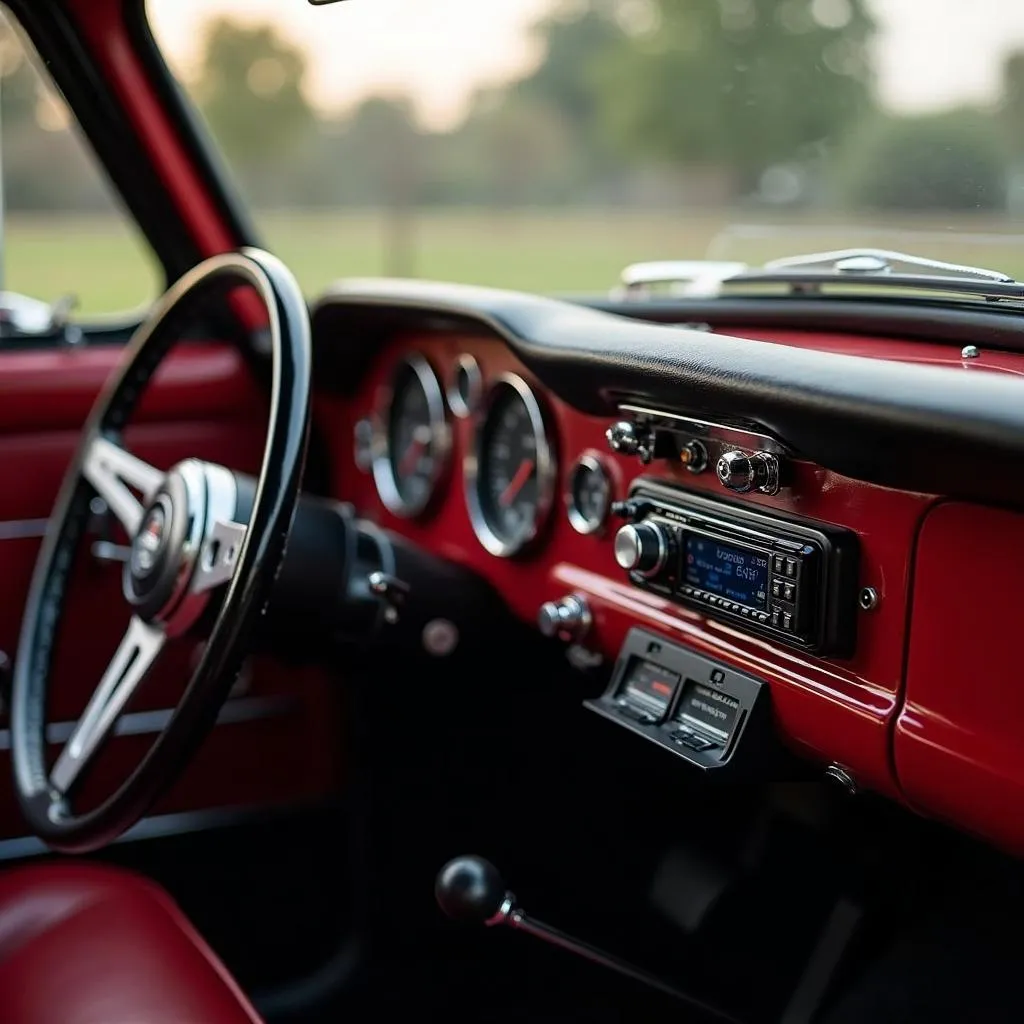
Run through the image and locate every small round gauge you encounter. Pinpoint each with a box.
[467,374,556,557]
[448,353,482,419]
[372,355,449,517]
[567,455,613,535]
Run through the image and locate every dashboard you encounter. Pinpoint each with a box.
[310,282,1024,857]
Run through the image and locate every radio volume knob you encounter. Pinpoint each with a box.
[614,523,670,578]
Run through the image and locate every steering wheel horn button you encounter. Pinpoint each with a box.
[130,498,169,578]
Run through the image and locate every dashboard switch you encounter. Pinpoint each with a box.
[614,523,671,578]
[716,450,781,495]
[605,421,655,464]
[537,594,592,642]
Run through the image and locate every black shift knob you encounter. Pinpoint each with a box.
[435,855,506,923]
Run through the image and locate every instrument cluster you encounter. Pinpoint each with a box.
[365,350,615,558]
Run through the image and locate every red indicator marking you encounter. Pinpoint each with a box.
[399,438,426,476]
[500,458,534,507]
[651,681,672,696]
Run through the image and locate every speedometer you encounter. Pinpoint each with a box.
[466,374,556,557]
[373,354,449,518]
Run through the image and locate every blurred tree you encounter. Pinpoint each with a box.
[445,89,576,207]
[568,0,876,194]
[0,13,113,212]
[344,96,423,275]
[520,3,622,164]
[196,19,316,176]
[834,109,1008,212]
[1000,52,1024,160]
[0,16,40,130]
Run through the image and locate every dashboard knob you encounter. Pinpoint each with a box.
[537,594,592,642]
[716,450,781,495]
[614,523,670,578]
[605,421,655,464]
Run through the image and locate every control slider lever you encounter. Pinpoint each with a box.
[435,856,738,1023]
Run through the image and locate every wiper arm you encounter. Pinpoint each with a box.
[614,249,1024,304]
[762,247,1014,283]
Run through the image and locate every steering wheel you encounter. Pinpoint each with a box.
[10,248,311,854]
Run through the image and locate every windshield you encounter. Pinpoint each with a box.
[148,0,1024,299]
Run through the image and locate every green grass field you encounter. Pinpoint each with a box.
[7,208,1024,316]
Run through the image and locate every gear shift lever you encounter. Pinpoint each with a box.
[435,855,738,1023]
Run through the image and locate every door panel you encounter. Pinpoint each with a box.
[0,341,342,843]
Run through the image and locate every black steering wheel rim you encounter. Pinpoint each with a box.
[10,247,311,853]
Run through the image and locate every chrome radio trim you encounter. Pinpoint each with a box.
[618,404,789,457]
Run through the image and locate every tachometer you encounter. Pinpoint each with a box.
[373,354,449,517]
[467,374,556,557]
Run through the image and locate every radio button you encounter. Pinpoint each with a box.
[771,608,781,627]
[740,607,750,617]
[783,612,793,630]
[785,558,798,578]
[783,582,796,602]
[773,554,786,574]
[771,580,782,598]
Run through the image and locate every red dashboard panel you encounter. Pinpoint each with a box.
[897,503,1024,855]
[318,331,937,802]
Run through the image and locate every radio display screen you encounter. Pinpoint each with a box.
[684,536,770,610]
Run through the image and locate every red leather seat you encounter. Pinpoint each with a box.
[0,863,263,1023]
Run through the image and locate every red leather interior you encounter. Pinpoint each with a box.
[0,863,262,1023]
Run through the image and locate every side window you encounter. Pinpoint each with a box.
[0,10,159,331]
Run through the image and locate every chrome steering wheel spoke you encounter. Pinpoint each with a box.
[192,518,247,595]
[48,616,165,798]
[82,435,164,535]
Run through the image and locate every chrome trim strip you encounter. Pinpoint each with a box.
[0,801,318,862]
[0,519,49,541]
[0,694,295,752]
[618,404,789,456]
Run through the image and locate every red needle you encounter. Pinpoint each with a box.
[399,438,426,476]
[500,458,535,507]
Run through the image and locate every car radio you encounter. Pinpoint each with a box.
[612,480,859,657]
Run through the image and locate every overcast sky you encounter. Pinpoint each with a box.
[148,0,1024,129]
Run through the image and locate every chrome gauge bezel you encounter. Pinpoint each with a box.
[566,454,613,535]
[447,353,483,419]
[465,373,557,558]
[372,354,450,518]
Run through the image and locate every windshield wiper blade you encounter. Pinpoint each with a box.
[761,247,1014,283]
[614,250,1024,304]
